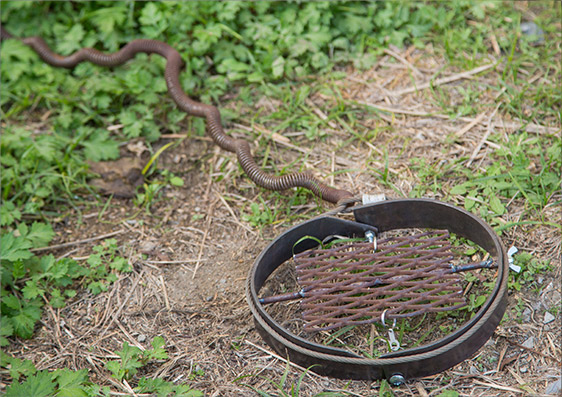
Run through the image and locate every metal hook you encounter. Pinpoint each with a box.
[381,309,400,351]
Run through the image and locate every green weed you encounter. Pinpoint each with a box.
[2,361,103,397]
[0,228,131,344]
[1,337,203,396]
[2,1,559,222]
[105,336,168,381]
[450,131,561,229]
[134,169,185,212]
[508,252,552,292]
[242,196,279,228]
[1,2,560,395]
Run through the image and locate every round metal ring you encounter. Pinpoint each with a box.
[246,199,508,381]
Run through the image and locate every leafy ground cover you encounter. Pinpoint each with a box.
[1,1,560,396]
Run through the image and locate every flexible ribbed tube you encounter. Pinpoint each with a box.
[1,27,354,204]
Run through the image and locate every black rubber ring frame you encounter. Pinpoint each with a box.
[246,199,508,381]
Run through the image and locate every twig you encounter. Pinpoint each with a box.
[496,344,509,372]
[245,340,323,379]
[159,274,171,311]
[192,199,217,279]
[160,133,212,142]
[97,277,121,328]
[355,102,447,118]
[145,259,201,264]
[115,319,145,350]
[489,32,501,56]
[507,367,529,387]
[454,111,487,138]
[505,337,562,365]
[324,389,364,397]
[97,270,145,341]
[414,382,429,397]
[31,229,125,252]
[107,124,124,131]
[354,101,559,135]
[159,133,187,139]
[57,248,79,259]
[383,48,422,77]
[41,295,64,350]
[305,98,339,129]
[392,62,497,96]
[215,191,256,235]
[232,122,308,153]
[466,104,500,167]
[472,380,524,393]
[122,379,139,397]
[191,170,216,280]
[330,151,335,187]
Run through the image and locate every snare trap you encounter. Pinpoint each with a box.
[2,27,509,385]
[247,200,508,383]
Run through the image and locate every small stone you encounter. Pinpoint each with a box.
[522,308,532,322]
[545,378,561,395]
[521,21,545,44]
[519,366,527,373]
[542,288,561,311]
[537,275,544,284]
[140,240,158,254]
[137,334,146,343]
[206,295,213,302]
[469,366,479,375]
[544,311,555,324]
[521,336,535,349]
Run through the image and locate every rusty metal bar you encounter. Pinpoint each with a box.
[259,258,495,305]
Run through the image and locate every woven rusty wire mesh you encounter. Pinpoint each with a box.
[294,230,467,332]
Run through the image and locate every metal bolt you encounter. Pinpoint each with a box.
[389,373,406,386]
[365,230,377,252]
[364,230,376,242]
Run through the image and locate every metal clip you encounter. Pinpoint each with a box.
[381,309,400,351]
[507,246,521,273]
[387,328,400,351]
[362,193,386,205]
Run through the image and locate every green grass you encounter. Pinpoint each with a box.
[2,1,560,225]
[1,1,561,395]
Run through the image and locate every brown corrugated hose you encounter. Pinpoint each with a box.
[0,27,354,204]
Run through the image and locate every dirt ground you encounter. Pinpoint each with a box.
[3,45,560,396]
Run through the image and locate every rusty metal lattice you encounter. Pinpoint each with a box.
[293,230,467,331]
